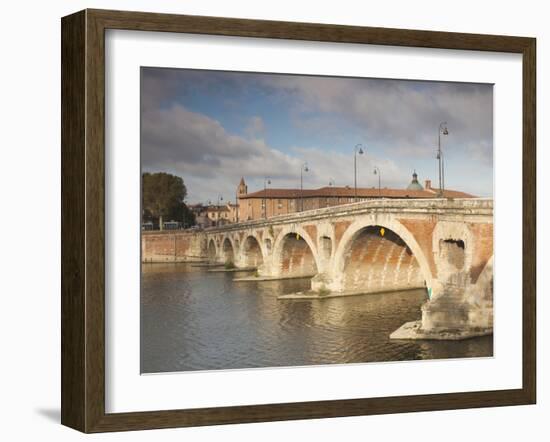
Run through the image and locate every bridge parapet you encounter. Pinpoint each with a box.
[203,198,493,234]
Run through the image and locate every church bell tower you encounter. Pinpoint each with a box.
[236,177,247,222]
[237,177,247,196]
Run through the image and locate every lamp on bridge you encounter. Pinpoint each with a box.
[263,177,271,219]
[373,166,381,197]
[216,194,223,226]
[300,162,309,212]
[354,143,364,201]
[437,122,449,197]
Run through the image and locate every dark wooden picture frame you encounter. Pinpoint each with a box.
[61,9,536,433]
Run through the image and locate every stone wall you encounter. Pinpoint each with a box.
[141,231,206,263]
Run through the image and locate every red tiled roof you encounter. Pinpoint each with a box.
[238,186,475,199]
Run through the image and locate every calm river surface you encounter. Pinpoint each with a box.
[141,263,493,373]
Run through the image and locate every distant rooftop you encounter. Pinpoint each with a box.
[238,171,474,200]
[189,203,236,212]
[240,186,474,200]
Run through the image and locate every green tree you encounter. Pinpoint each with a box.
[142,172,188,230]
[166,202,196,228]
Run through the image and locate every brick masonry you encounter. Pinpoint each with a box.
[397,218,437,278]
[343,227,424,293]
[279,234,318,277]
[142,231,205,262]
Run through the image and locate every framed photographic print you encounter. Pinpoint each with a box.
[61,9,536,433]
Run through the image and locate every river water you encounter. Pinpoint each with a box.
[141,263,492,373]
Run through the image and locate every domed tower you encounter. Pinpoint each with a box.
[406,170,424,190]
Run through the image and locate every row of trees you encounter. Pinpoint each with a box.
[142,172,195,229]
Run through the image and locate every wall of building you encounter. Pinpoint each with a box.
[238,197,297,221]
[238,196,365,221]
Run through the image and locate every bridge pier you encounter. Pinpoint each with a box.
[310,272,343,293]
[391,259,493,340]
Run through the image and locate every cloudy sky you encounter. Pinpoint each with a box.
[141,67,493,204]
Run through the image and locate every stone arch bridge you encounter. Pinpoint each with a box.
[142,198,493,340]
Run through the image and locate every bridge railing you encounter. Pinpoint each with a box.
[204,198,493,234]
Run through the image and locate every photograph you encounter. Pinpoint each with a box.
[139,67,495,374]
[49,3,538,435]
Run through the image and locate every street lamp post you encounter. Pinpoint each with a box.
[206,200,212,227]
[300,162,309,212]
[354,144,364,201]
[373,166,381,197]
[263,177,271,219]
[441,151,445,194]
[216,194,223,226]
[437,122,449,197]
[235,190,238,224]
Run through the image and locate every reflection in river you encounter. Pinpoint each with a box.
[141,263,493,373]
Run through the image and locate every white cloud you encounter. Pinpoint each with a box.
[142,104,411,203]
[244,116,265,138]
[260,75,493,162]
[140,68,493,200]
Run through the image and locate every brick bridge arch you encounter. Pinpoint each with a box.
[207,238,218,262]
[242,234,265,268]
[221,236,236,264]
[271,225,320,278]
[328,216,434,294]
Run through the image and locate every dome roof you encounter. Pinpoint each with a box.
[406,171,424,190]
